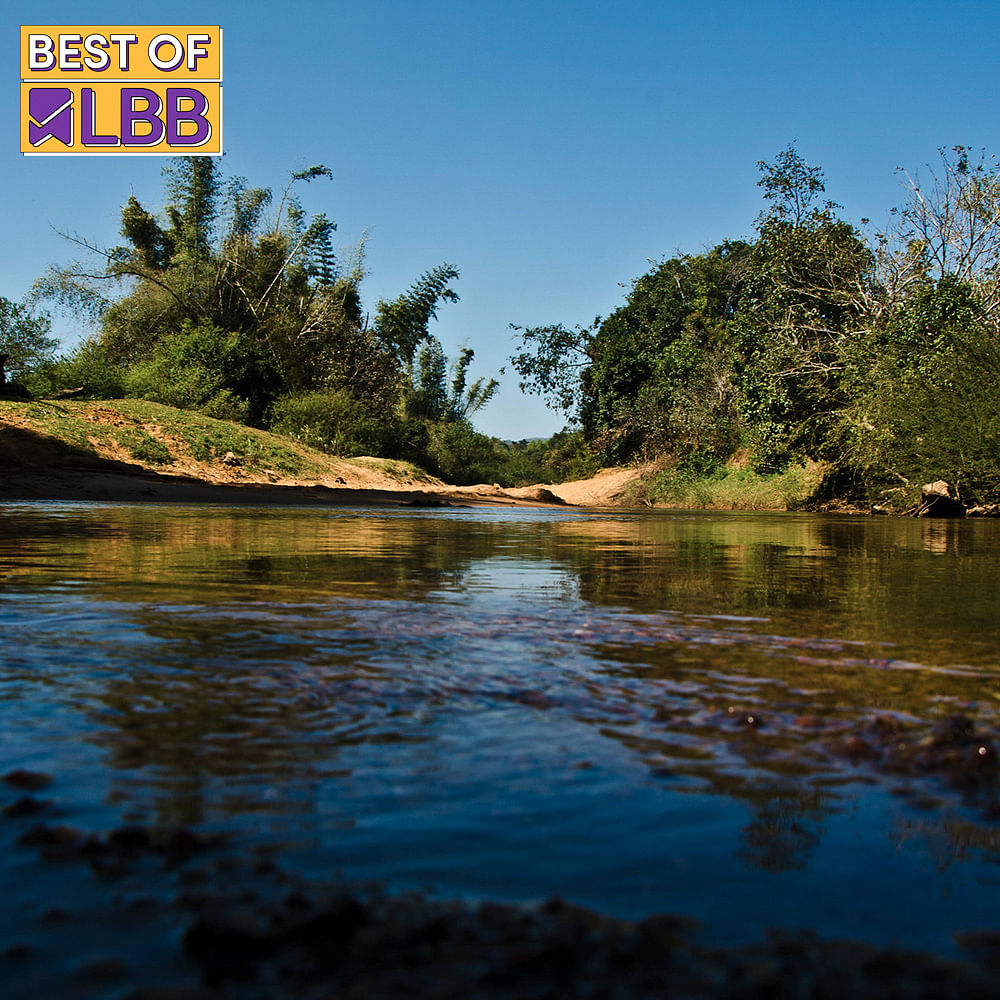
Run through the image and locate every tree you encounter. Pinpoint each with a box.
[756,143,834,227]
[374,264,460,365]
[873,146,1000,320]
[509,320,596,420]
[34,158,367,420]
[734,147,873,467]
[511,146,875,470]
[831,147,1000,502]
[0,297,57,383]
[839,277,1000,502]
[570,243,751,463]
[408,338,499,421]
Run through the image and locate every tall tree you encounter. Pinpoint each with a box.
[374,264,460,365]
[872,146,1000,320]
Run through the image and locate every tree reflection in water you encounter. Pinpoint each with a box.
[2,504,1000,948]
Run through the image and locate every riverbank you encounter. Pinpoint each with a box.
[0,399,640,508]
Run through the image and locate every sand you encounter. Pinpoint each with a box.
[0,411,641,508]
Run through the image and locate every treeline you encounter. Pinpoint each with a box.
[4,146,999,502]
[512,145,1000,506]
[2,157,591,486]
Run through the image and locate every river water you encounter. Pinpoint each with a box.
[2,502,1000,971]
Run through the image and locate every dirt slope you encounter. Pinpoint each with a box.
[0,400,636,508]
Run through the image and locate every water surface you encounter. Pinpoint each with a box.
[2,503,1000,971]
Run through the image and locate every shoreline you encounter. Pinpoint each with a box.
[0,401,641,509]
[0,466,567,509]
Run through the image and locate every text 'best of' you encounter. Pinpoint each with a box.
[20,26,222,155]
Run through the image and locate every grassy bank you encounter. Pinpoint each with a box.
[624,458,828,510]
[0,398,441,488]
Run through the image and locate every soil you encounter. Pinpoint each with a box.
[0,407,640,508]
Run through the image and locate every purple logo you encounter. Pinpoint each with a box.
[28,87,74,146]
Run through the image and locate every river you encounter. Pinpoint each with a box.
[1,502,1000,989]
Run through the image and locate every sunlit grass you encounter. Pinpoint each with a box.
[0,398,438,483]
[626,458,827,510]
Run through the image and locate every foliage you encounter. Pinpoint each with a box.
[626,457,826,510]
[421,419,506,486]
[120,319,276,424]
[510,145,878,490]
[578,243,749,465]
[407,337,499,421]
[31,156,502,480]
[837,278,1000,503]
[28,142,1000,503]
[269,388,409,459]
[508,142,1000,504]
[0,297,58,382]
[28,340,126,399]
[873,146,1000,319]
[496,429,600,486]
[374,264,460,365]
[509,321,596,419]
[35,158,447,420]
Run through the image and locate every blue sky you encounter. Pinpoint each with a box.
[7,1,1000,439]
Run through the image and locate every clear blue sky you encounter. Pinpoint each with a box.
[7,0,1000,439]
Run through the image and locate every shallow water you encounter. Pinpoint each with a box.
[2,502,1000,969]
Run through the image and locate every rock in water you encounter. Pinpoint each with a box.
[917,480,966,518]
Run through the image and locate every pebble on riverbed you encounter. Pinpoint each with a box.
[13,819,229,873]
[4,801,1000,998]
[3,769,53,790]
[831,715,1000,812]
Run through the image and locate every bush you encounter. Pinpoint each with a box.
[496,429,600,486]
[269,389,404,458]
[118,320,277,423]
[32,340,127,398]
[422,420,505,485]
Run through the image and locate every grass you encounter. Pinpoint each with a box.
[0,398,441,485]
[625,458,827,510]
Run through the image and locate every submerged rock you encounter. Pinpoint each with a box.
[3,769,53,790]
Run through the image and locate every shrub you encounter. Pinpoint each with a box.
[34,340,127,398]
[269,389,403,457]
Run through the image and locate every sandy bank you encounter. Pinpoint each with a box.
[0,403,641,508]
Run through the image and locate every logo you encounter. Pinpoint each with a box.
[20,26,222,155]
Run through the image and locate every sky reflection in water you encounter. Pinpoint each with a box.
[2,503,1000,955]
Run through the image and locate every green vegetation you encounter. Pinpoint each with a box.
[9,145,1000,505]
[513,145,1000,508]
[0,398,437,486]
[25,157,545,486]
[624,458,826,510]
[0,296,57,386]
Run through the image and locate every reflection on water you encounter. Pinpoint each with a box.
[2,503,1000,955]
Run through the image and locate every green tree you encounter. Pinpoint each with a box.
[839,277,1000,502]
[374,263,460,365]
[35,158,373,420]
[0,297,58,383]
[579,244,748,463]
[407,337,499,421]
[732,146,872,468]
[871,146,1000,321]
[509,320,596,419]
